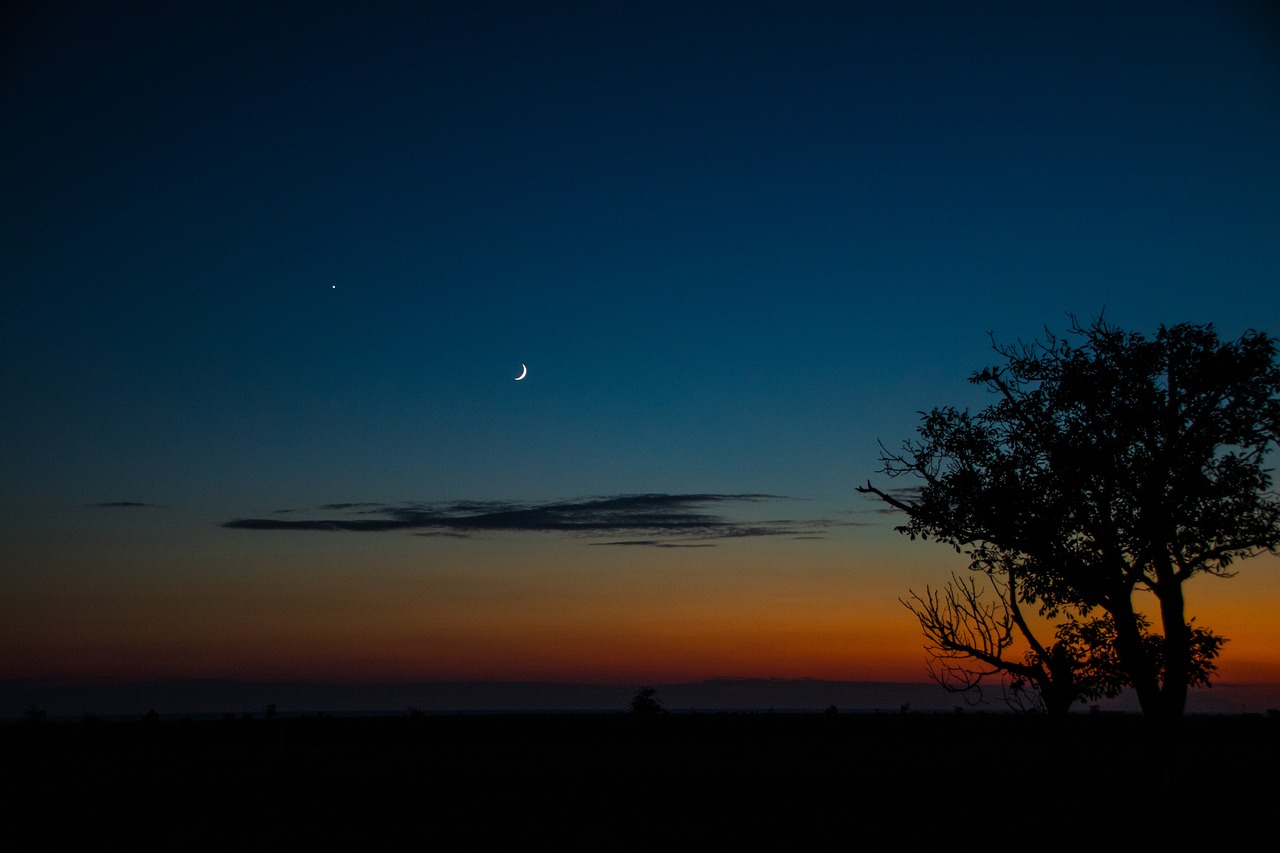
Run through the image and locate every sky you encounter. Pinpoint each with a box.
[3,0,1280,713]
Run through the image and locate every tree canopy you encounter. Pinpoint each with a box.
[860,317,1280,719]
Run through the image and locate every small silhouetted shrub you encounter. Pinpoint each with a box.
[630,687,663,716]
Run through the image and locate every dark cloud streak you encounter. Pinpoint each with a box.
[223,493,827,544]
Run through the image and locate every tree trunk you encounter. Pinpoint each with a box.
[1155,578,1191,719]
[1109,602,1162,718]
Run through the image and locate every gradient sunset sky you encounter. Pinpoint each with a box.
[3,1,1279,711]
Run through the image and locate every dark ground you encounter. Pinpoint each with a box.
[6,711,1276,839]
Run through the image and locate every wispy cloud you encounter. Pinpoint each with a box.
[224,493,829,545]
[590,540,716,548]
[86,501,161,508]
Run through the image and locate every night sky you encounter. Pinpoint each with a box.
[4,1,1279,713]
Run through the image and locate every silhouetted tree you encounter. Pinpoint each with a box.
[629,686,663,716]
[860,317,1279,721]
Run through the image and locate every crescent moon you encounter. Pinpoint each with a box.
[515,363,527,381]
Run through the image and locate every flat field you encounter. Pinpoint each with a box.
[7,712,1275,837]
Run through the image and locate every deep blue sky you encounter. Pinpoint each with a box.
[4,1,1280,698]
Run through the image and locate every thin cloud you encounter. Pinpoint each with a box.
[224,493,828,544]
[86,501,161,508]
[591,540,716,548]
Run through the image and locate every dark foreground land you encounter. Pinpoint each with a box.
[6,711,1277,837]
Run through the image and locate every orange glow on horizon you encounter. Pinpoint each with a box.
[4,525,1277,691]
